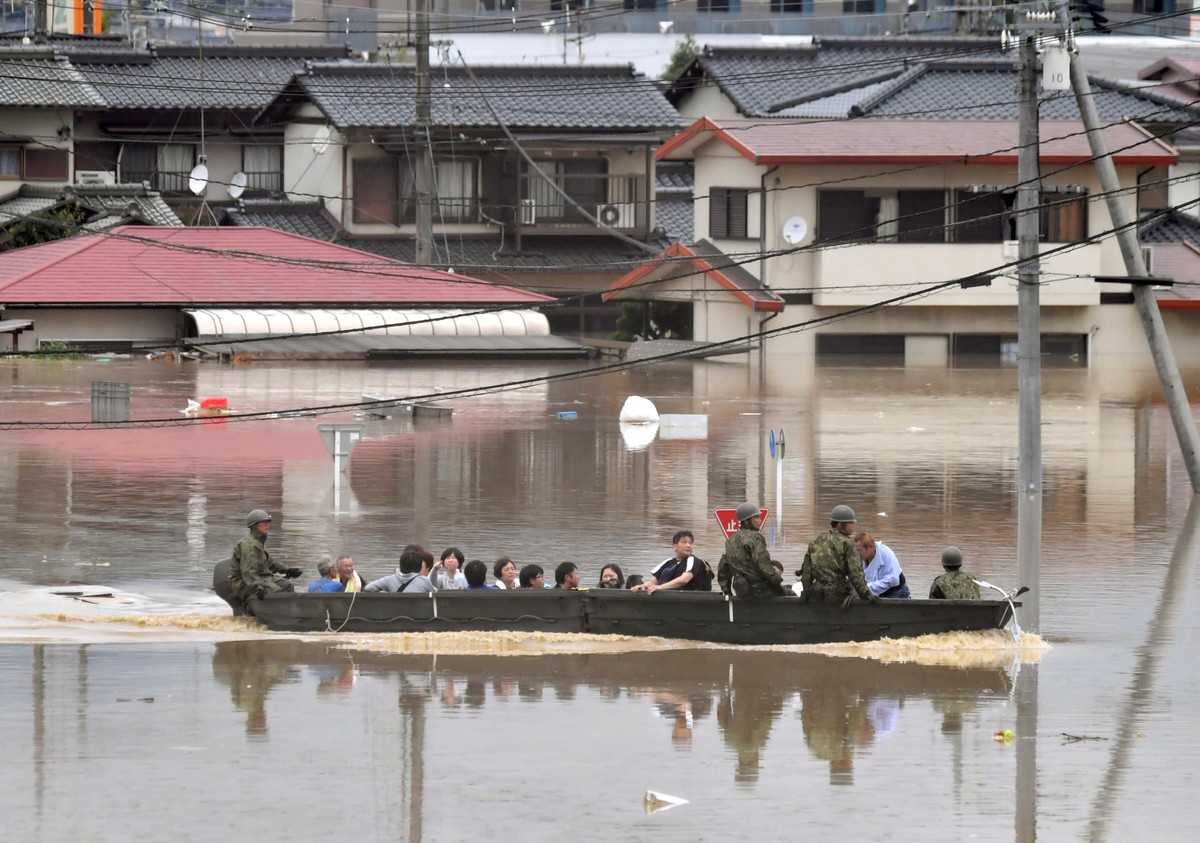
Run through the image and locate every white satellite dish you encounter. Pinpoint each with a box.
[188,162,209,196]
[228,170,248,200]
[782,216,808,245]
[312,126,332,155]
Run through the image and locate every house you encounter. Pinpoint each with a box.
[0,182,181,247]
[606,116,1191,364]
[251,61,685,333]
[0,226,580,357]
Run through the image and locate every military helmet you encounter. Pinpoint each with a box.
[941,546,964,568]
[830,504,856,523]
[735,501,760,523]
[246,509,272,528]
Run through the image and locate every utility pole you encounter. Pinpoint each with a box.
[1054,1,1200,492]
[414,0,435,266]
[1015,20,1043,634]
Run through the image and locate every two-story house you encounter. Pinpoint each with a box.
[250,61,685,333]
[603,38,1200,366]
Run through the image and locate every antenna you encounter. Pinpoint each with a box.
[781,216,808,245]
[228,171,248,200]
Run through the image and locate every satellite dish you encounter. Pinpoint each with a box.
[312,126,332,155]
[782,216,808,245]
[228,171,248,200]
[188,163,209,196]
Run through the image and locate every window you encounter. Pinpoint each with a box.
[817,189,945,243]
[0,147,69,180]
[1,148,23,178]
[352,157,399,224]
[434,159,476,222]
[954,189,1086,243]
[843,0,876,12]
[243,144,283,195]
[1133,0,1170,13]
[623,0,660,9]
[770,0,807,10]
[710,187,749,238]
[700,0,733,10]
[520,158,607,224]
[953,334,1087,368]
[119,143,195,192]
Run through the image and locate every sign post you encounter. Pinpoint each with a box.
[713,507,770,540]
[317,423,363,513]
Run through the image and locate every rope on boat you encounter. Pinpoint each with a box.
[324,590,359,633]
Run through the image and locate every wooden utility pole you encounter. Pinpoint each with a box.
[414,0,435,266]
[1016,30,1043,633]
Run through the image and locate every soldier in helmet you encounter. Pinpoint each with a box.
[717,501,786,598]
[228,509,302,613]
[928,546,981,600]
[799,505,876,605]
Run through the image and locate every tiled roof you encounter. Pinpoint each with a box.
[1140,209,1200,246]
[279,63,685,131]
[669,38,1001,117]
[0,226,552,306]
[659,118,1176,167]
[604,239,784,312]
[670,40,1199,124]
[0,55,105,107]
[72,47,353,111]
[0,183,181,231]
[656,161,694,193]
[655,197,694,244]
[227,199,666,273]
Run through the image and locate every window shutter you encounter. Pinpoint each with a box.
[352,157,399,225]
[23,148,70,181]
[710,187,729,238]
[728,188,748,238]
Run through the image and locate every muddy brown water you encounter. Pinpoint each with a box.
[1,355,1197,840]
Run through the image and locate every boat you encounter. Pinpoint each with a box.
[214,560,1016,644]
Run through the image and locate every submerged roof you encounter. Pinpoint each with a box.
[0,183,182,231]
[0,226,552,307]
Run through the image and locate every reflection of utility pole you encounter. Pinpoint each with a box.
[414,0,435,266]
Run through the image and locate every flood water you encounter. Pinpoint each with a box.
[1,354,1197,841]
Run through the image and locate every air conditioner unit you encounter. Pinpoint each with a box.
[519,199,536,225]
[75,170,116,186]
[596,203,636,228]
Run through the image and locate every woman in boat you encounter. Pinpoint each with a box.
[519,564,546,588]
[436,547,467,590]
[598,564,624,589]
[493,556,519,590]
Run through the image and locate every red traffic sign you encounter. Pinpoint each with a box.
[714,507,770,539]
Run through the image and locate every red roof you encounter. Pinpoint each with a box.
[658,118,1177,167]
[0,226,552,306]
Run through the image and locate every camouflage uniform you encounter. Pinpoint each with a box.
[717,527,785,598]
[228,531,293,602]
[928,570,981,600]
[800,528,874,604]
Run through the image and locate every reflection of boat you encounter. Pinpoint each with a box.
[215,564,1015,643]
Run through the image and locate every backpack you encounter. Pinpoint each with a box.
[686,556,715,592]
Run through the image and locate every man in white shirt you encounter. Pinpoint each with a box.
[853,532,910,598]
[632,530,712,594]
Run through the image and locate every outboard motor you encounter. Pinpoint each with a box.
[212,558,250,616]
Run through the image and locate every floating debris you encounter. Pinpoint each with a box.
[643,790,688,814]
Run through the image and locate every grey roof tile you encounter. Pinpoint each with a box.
[655,196,694,244]
[0,55,105,107]
[656,162,693,193]
[290,63,685,131]
[226,201,338,241]
[0,183,181,230]
[1140,209,1200,246]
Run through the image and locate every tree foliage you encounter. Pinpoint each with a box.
[0,203,90,252]
[660,35,700,83]
[611,301,693,343]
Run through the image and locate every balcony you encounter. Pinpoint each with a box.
[516,172,648,233]
[812,242,1104,307]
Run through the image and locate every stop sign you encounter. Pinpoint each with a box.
[713,507,770,539]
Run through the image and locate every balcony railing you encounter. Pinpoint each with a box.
[517,172,647,231]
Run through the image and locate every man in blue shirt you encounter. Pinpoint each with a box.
[308,558,345,593]
[853,532,910,598]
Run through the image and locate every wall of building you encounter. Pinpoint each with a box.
[283,106,344,222]
[0,109,73,192]
[0,308,180,351]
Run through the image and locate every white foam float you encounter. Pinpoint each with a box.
[619,395,659,423]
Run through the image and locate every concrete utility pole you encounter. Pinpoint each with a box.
[1015,30,1043,633]
[1053,3,1200,492]
[414,0,435,266]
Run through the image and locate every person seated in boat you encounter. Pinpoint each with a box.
[625,574,645,590]
[553,562,581,590]
[337,555,368,593]
[493,556,520,590]
[464,559,499,590]
[929,546,981,600]
[435,547,467,590]
[853,532,910,599]
[307,558,345,593]
[597,564,624,589]
[799,505,876,606]
[365,547,438,593]
[228,509,302,611]
[717,503,787,599]
[634,530,714,594]
[519,564,546,588]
